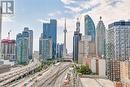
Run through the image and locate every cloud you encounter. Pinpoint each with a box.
[37,19,50,23]
[37,0,129,53]
[60,0,77,5]
[81,0,129,26]
[2,16,14,22]
[48,11,61,17]
[61,0,123,15]
[58,0,130,53]
[106,0,123,6]
[64,6,82,13]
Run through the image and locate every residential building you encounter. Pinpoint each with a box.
[16,28,33,64]
[120,61,130,82]
[106,20,130,60]
[1,39,16,61]
[106,60,120,81]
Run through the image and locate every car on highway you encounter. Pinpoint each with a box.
[64,79,69,85]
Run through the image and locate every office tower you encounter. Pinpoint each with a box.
[84,15,96,42]
[56,43,63,58]
[39,33,43,58]
[1,39,16,61]
[84,15,96,58]
[106,20,130,60]
[63,19,67,58]
[24,27,33,59]
[73,18,82,62]
[16,28,33,64]
[43,19,57,58]
[40,38,52,61]
[96,17,106,58]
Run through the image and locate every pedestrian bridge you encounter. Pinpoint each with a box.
[62,58,72,62]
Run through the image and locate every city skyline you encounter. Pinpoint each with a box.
[3,0,130,53]
[1,0,130,87]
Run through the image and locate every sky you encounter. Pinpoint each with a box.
[2,0,130,53]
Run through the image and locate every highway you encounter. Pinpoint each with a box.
[49,67,71,87]
[10,64,54,87]
[18,62,71,87]
[0,58,41,86]
[0,58,73,87]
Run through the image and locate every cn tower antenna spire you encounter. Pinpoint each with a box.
[65,18,66,30]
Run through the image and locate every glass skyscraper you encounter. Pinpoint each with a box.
[16,32,30,64]
[16,28,33,64]
[16,33,23,64]
[42,39,52,61]
[43,19,57,58]
[56,43,64,58]
[73,19,82,62]
[73,31,82,62]
[24,27,33,59]
[39,33,43,57]
[84,15,96,42]
[39,33,52,61]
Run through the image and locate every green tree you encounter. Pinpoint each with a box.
[76,65,92,75]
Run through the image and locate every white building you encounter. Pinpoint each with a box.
[98,59,106,77]
[78,35,89,64]
[90,58,96,73]
[106,20,130,60]
[88,58,106,77]
[120,61,130,82]
[78,35,96,64]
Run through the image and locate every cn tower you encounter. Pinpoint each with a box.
[63,19,67,58]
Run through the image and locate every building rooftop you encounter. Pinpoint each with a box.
[80,78,114,87]
[108,21,130,28]
[1,39,15,43]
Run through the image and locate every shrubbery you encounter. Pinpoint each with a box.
[75,65,92,75]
